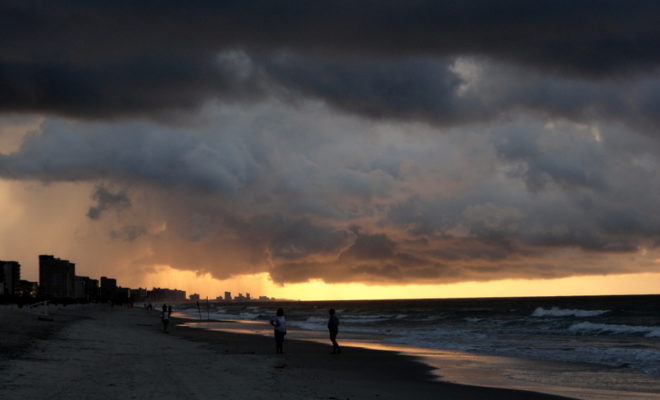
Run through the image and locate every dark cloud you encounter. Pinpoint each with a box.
[339,233,396,261]
[259,54,472,124]
[2,1,660,122]
[266,217,349,260]
[258,54,660,131]
[0,118,261,194]
[87,186,131,219]
[493,125,608,192]
[110,225,146,242]
[2,93,660,285]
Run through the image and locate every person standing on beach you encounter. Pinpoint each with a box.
[161,304,170,333]
[270,308,287,354]
[328,308,341,354]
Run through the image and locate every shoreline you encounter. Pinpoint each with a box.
[0,305,574,399]
[169,316,574,400]
[176,317,660,400]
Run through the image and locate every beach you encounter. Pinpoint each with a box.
[0,304,571,400]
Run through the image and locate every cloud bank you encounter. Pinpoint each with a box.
[1,2,660,286]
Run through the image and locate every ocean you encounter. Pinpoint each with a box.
[175,295,660,399]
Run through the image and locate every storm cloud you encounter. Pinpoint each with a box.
[1,2,660,287]
[87,186,131,219]
[2,1,660,127]
[2,101,660,285]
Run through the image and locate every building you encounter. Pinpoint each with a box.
[131,288,148,302]
[39,255,75,298]
[86,278,99,300]
[0,260,20,297]
[17,280,38,298]
[74,276,86,299]
[148,287,186,302]
[224,291,231,301]
[190,293,200,302]
[116,287,130,302]
[74,276,99,300]
[246,292,250,301]
[100,277,117,300]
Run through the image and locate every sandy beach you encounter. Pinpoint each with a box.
[0,304,573,400]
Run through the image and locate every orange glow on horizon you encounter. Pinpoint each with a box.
[129,266,660,301]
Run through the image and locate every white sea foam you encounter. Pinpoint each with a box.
[288,321,327,332]
[180,309,264,321]
[569,321,660,337]
[339,314,406,324]
[304,316,327,323]
[531,307,609,318]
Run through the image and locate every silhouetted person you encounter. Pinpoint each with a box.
[328,308,341,354]
[161,304,170,333]
[270,308,287,354]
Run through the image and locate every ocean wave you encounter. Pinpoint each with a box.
[336,314,410,324]
[180,310,264,321]
[531,307,609,318]
[288,321,327,332]
[290,321,383,334]
[569,321,660,337]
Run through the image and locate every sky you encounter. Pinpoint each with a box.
[1,1,660,300]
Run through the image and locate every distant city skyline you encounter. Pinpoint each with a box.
[2,254,277,302]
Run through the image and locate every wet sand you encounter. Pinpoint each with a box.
[0,305,572,399]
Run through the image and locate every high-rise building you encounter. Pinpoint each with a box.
[0,260,20,297]
[74,276,99,300]
[39,255,75,298]
[74,276,86,299]
[224,291,232,301]
[100,277,117,300]
[117,287,130,301]
[190,293,200,302]
[246,292,251,300]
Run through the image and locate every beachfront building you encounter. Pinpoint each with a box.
[17,280,38,297]
[149,287,186,302]
[39,255,75,298]
[190,293,200,302]
[117,287,130,302]
[74,276,99,300]
[100,276,117,300]
[131,288,148,302]
[0,260,20,297]
[224,291,231,301]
